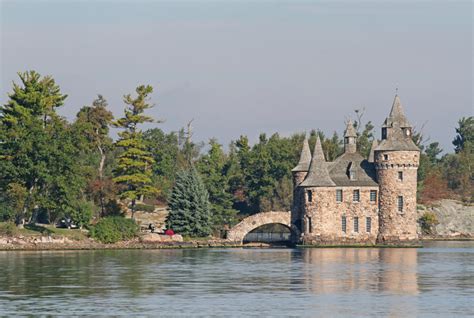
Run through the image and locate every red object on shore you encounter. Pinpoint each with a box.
[165,229,175,236]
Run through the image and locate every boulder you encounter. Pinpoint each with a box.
[141,233,162,243]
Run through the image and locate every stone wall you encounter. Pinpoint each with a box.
[300,186,379,245]
[375,150,419,243]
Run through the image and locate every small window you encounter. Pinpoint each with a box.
[354,217,359,233]
[336,189,343,202]
[366,217,372,233]
[382,128,387,140]
[353,190,360,202]
[383,154,389,161]
[349,170,356,180]
[342,216,347,233]
[397,196,404,213]
[370,190,377,202]
[308,217,312,233]
[307,190,313,202]
[398,171,403,181]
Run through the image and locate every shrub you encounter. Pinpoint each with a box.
[419,212,439,235]
[90,217,139,243]
[0,222,17,236]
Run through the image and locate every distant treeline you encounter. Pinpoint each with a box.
[0,71,472,233]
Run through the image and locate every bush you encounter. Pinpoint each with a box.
[0,222,17,236]
[90,217,139,243]
[419,212,439,235]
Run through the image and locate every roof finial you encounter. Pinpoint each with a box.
[395,87,399,95]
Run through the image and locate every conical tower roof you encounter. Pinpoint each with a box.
[382,94,411,128]
[292,136,311,172]
[300,136,336,187]
[368,139,378,162]
[344,119,357,137]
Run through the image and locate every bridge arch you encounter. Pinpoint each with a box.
[227,211,298,243]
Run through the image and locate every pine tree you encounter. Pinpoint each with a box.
[197,139,237,233]
[113,85,158,218]
[167,167,212,237]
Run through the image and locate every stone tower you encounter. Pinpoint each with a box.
[292,135,311,187]
[291,135,311,236]
[344,119,357,153]
[375,95,420,244]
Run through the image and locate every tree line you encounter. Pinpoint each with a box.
[0,71,472,237]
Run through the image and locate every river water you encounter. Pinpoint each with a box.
[0,241,472,317]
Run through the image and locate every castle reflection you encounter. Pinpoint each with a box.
[300,248,418,295]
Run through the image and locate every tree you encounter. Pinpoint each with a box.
[166,167,212,237]
[74,95,114,216]
[453,117,473,153]
[143,128,180,201]
[425,142,443,164]
[113,85,158,218]
[353,108,375,158]
[0,71,85,227]
[197,139,237,233]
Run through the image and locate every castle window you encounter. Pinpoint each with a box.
[370,190,377,202]
[398,196,404,213]
[398,171,403,181]
[353,190,360,202]
[354,217,359,233]
[307,190,313,202]
[382,128,387,140]
[308,217,312,233]
[384,154,389,161]
[342,216,347,233]
[336,189,343,202]
[366,217,372,233]
[349,170,356,180]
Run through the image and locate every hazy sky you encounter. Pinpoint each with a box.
[1,0,472,153]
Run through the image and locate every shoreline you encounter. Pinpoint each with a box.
[0,237,472,251]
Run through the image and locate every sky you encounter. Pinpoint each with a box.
[1,0,472,153]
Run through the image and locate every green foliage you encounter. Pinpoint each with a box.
[167,167,212,237]
[70,200,94,228]
[0,222,17,236]
[453,117,473,153]
[90,217,139,243]
[113,85,159,215]
[0,71,88,225]
[197,139,238,232]
[419,212,439,235]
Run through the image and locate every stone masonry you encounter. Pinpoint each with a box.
[291,94,420,246]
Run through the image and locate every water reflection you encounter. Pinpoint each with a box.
[301,248,418,295]
[0,243,472,317]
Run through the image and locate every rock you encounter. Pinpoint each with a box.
[171,234,183,242]
[418,199,474,238]
[141,233,162,243]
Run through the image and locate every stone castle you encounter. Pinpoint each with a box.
[291,95,420,245]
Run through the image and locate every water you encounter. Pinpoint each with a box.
[0,241,472,317]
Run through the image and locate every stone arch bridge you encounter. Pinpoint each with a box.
[227,211,298,243]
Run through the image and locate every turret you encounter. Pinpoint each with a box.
[375,95,420,244]
[344,119,357,154]
[291,135,311,187]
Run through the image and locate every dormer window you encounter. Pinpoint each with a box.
[349,170,356,180]
[382,128,387,140]
[348,162,356,180]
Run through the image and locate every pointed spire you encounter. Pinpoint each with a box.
[300,136,336,187]
[344,119,357,138]
[383,94,411,128]
[368,139,378,162]
[292,135,311,172]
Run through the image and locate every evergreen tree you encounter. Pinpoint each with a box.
[197,139,237,232]
[166,167,212,237]
[113,85,158,218]
[0,71,86,226]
